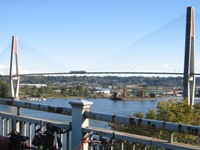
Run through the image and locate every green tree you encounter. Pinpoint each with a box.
[0,81,10,98]
[146,109,156,119]
[38,87,45,94]
[84,87,90,97]
[109,99,200,149]
[23,85,31,95]
[76,85,84,96]
[156,99,193,124]
[60,86,68,96]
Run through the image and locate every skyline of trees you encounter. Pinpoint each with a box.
[1,76,200,99]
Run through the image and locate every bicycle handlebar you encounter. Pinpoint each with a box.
[83,131,94,140]
[79,131,115,150]
[35,123,71,135]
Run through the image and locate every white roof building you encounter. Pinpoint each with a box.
[20,84,47,88]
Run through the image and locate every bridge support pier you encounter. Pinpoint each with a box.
[9,36,20,100]
[183,7,195,106]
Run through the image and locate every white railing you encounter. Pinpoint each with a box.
[0,98,71,150]
[0,111,71,150]
[0,98,200,150]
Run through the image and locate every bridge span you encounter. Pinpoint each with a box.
[0,71,187,77]
[0,6,197,105]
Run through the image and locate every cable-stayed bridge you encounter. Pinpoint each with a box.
[0,13,196,75]
[0,10,200,76]
[1,6,200,150]
[0,7,200,105]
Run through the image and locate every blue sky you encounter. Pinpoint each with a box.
[0,0,200,71]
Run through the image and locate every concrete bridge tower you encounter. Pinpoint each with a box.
[9,36,20,100]
[183,7,195,106]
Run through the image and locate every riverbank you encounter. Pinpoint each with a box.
[111,96,157,101]
[122,97,157,101]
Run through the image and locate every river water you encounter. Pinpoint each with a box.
[0,97,185,128]
[1,98,163,125]
[25,97,159,115]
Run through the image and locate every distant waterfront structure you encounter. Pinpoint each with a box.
[95,87,111,95]
[20,84,47,88]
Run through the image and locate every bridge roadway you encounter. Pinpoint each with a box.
[0,71,187,77]
[1,71,200,77]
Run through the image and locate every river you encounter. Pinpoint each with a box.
[24,97,159,115]
[0,97,188,128]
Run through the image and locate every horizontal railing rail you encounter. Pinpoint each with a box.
[85,111,200,136]
[0,98,72,115]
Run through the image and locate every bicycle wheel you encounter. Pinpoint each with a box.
[91,143,105,150]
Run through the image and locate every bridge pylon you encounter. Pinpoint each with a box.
[183,7,195,106]
[9,36,20,100]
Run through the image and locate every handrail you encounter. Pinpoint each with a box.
[0,111,71,129]
[85,111,200,136]
[1,98,200,136]
[0,98,72,115]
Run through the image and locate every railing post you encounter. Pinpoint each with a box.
[69,99,93,150]
[168,132,173,143]
[1,117,5,136]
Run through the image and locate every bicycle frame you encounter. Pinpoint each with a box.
[0,130,32,150]
[32,123,70,150]
[79,131,115,150]
[54,131,59,150]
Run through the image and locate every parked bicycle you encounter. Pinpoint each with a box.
[78,131,115,150]
[32,123,71,150]
[0,129,30,150]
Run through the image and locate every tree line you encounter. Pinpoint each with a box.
[0,80,103,99]
[1,76,200,99]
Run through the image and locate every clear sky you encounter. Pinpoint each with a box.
[0,0,200,71]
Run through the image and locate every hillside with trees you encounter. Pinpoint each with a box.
[1,76,200,99]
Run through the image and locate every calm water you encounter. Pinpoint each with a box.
[24,98,159,115]
[0,97,179,128]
